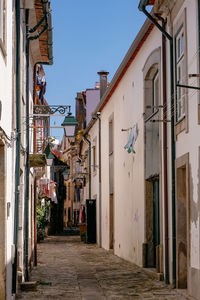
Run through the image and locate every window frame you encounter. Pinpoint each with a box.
[109,119,114,195]
[92,144,96,173]
[175,24,186,123]
[0,0,6,57]
[152,70,159,114]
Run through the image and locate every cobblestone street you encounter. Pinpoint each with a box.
[16,236,193,300]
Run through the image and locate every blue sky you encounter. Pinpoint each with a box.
[44,0,146,140]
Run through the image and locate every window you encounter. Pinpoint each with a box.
[109,120,113,155]
[153,71,159,113]
[175,26,186,121]
[0,0,6,54]
[92,145,96,172]
[109,119,114,195]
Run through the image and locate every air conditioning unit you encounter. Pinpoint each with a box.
[25,0,34,9]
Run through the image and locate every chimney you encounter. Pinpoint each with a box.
[97,70,109,99]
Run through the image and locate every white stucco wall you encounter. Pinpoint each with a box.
[0,3,43,297]
[173,0,200,274]
[88,121,100,245]
[0,0,14,298]
[100,26,162,266]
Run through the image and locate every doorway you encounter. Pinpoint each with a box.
[176,153,189,289]
[109,194,114,249]
[145,176,160,268]
[86,199,96,243]
[153,178,160,266]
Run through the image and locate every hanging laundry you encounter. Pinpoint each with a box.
[80,206,83,223]
[124,123,138,153]
[75,187,80,202]
[81,206,86,223]
[39,76,46,104]
[50,181,58,204]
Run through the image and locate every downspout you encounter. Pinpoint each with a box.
[98,117,102,247]
[198,0,200,84]
[82,135,91,199]
[33,178,37,266]
[138,3,176,287]
[12,0,21,293]
[24,9,30,282]
[155,14,169,284]
[198,0,200,126]
[33,65,37,267]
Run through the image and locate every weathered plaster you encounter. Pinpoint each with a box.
[0,144,6,300]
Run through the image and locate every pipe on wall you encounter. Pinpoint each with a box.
[198,0,200,73]
[98,117,102,247]
[24,8,30,282]
[12,0,21,293]
[138,2,176,287]
[155,14,169,284]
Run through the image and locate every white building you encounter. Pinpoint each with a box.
[82,1,200,299]
[0,0,14,298]
[0,0,53,298]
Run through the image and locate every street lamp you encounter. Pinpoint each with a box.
[62,169,69,181]
[61,113,78,137]
[46,152,54,166]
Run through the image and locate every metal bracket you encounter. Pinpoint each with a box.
[176,83,200,90]
[33,105,71,115]
[28,24,48,40]
[150,120,171,123]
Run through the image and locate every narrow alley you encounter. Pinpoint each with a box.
[16,236,192,300]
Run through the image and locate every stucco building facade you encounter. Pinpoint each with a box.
[0,0,53,298]
[77,1,200,299]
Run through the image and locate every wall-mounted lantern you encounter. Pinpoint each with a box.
[46,152,54,166]
[62,169,69,181]
[61,113,78,137]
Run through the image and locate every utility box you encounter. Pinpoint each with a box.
[86,199,96,243]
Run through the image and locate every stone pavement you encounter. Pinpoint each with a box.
[16,236,193,300]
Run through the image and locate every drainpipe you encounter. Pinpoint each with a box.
[98,116,102,247]
[155,14,169,284]
[12,0,21,293]
[33,178,37,266]
[198,0,200,75]
[33,65,37,267]
[83,136,91,199]
[24,9,30,282]
[138,3,176,287]
[97,71,108,247]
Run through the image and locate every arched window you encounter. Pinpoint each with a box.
[143,48,161,119]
